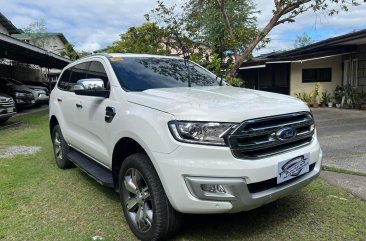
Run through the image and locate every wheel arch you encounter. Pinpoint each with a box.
[49,115,59,136]
[112,137,149,189]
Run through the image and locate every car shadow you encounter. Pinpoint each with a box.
[174,190,312,240]
[75,169,312,240]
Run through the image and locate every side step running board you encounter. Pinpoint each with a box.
[67,150,114,188]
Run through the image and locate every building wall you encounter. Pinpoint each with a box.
[29,36,66,54]
[0,23,9,35]
[289,56,343,96]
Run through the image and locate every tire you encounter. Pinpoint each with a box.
[34,102,42,108]
[51,125,73,169]
[119,153,182,241]
[0,118,9,124]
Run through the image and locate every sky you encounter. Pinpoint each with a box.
[1,0,366,56]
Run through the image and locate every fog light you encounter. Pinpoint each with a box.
[201,184,226,194]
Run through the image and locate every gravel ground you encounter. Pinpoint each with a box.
[0,146,41,158]
[312,108,366,173]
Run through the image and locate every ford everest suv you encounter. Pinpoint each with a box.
[49,54,322,241]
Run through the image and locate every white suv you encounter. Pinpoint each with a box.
[49,53,322,241]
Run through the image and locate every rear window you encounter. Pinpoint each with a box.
[109,57,219,91]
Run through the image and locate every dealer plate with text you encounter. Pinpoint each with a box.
[277,153,310,184]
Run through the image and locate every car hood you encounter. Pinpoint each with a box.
[126,86,310,122]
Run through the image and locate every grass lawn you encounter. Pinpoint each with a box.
[0,110,366,241]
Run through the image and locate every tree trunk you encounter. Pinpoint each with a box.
[228,12,282,77]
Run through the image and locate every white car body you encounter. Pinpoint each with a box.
[50,53,322,214]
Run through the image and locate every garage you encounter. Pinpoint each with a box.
[0,31,70,123]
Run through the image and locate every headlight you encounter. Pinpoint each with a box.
[168,121,237,146]
[15,92,26,97]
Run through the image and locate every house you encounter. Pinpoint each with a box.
[0,12,70,83]
[239,29,366,96]
[0,12,22,35]
[11,32,70,55]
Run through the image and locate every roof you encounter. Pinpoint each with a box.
[0,32,71,69]
[241,29,366,67]
[11,32,70,45]
[0,12,22,34]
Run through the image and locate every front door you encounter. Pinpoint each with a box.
[75,60,113,166]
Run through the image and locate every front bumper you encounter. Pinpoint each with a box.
[0,108,16,120]
[151,136,322,214]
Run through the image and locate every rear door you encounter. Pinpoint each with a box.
[57,62,89,146]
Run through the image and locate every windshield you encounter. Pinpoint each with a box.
[109,57,219,91]
[7,78,23,86]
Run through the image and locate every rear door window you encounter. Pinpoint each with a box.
[57,68,71,90]
[67,62,90,92]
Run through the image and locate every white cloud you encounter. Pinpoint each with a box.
[0,0,158,52]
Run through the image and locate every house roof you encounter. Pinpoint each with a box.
[241,29,366,68]
[11,32,70,45]
[0,12,22,34]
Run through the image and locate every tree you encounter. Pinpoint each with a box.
[107,22,171,55]
[184,0,262,60]
[76,50,91,58]
[22,19,50,49]
[223,0,362,76]
[294,32,313,48]
[147,0,362,77]
[60,43,79,60]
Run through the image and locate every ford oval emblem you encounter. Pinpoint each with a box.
[276,127,297,141]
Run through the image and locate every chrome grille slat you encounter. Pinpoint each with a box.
[227,112,314,159]
[0,98,15,108]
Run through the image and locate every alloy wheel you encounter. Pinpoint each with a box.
[122,168,153,233]
[54,131,62,160]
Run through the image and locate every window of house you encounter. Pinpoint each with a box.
[343,59,358,87]
[302,68,332,83]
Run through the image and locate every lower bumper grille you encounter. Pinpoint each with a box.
[247,162,316,193]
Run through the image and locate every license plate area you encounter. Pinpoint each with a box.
[277,153,310,184]
[7,107,13,113]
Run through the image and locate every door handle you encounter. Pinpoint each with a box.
[105,106,116,123]
[57,98,62,102]
[76,103,83,108]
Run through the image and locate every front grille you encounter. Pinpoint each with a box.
[247,162,316,193]
[227,112,314,159]
[0,98,14,108]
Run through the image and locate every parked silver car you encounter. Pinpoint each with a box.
[0,77,47,107]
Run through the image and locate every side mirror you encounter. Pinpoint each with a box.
[74,79,109,98]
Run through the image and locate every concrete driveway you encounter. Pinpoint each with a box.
[312,108,366,173]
